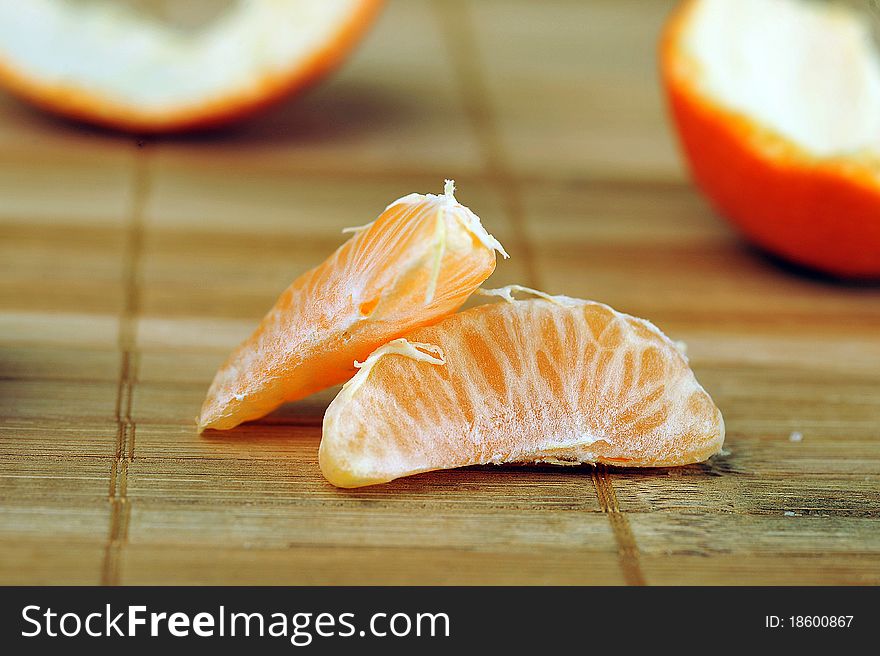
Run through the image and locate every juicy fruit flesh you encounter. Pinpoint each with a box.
[320,289,725,488]
[683,0,880,158]
[198,182,506,432]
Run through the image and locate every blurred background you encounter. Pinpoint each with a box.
[0,0,706,330]
[1,0,878,586]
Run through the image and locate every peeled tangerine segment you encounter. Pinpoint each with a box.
[198,181,506,432]
[320,287,725,488]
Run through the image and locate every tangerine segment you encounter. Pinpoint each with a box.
[0,0,383,133]
[198,181,506,432]
[661,0,880,277]
[320,287,724,488]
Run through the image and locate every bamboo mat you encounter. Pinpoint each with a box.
[1,0,879,586]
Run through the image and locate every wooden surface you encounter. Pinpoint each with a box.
[1,0,879,586]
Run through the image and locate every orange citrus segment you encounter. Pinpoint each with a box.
[320,286,724,488]
[0,0,383,133]
[198,181,507,432]
[661,0,880,277]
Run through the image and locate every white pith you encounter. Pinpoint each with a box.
[343,338,446,398]
[477,284,580,307]
[684,0,880,158]
[0,0,363,112]
[386,180,509,260]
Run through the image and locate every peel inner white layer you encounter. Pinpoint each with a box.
[684,0,880,158]
[0,0,364,111]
